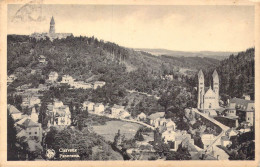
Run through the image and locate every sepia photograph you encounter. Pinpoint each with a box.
[0,0,259,166]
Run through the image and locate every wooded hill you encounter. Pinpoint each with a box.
[203,48,255,100]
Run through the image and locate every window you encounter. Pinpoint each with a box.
[29,132,31,135]
[248,118,250,120]
[35,132,37,134]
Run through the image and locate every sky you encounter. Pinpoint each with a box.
[8,4,255,52]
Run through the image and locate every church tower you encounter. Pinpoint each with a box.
[212,69,219,107]
[197,70,205,109]
[49,16,55,34]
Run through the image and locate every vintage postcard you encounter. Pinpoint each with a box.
[0,0,259,167]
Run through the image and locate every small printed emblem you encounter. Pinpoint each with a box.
[46,149,55,159]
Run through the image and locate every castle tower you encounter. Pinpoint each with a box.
[212,69,219,107]
[49,16,55,34]
[197,70,205,109]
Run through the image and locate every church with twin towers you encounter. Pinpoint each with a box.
[197,69,219,110]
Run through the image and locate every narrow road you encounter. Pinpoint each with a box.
[191,108,230,160]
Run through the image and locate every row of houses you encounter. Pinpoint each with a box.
[82,101,131,119]
[48,72,106,90]
[8,105,43,152]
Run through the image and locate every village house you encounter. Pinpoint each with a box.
[165,119,176,130]
[82,101,95,111]
[94,103,105,114]
[111,105,125,118]
[38,55,46,63]
[161,130,194,151]
[72,81,93,89]
[29,96,41,107]
[7,104,22,121]
[136,112,146,121]
[162,129,176,143]
[47,100,71,126]
[225,128,239,139]
[119,110,131,119]
[221,136,232,147]
[201,134,215,149]
[61,75,74,85]
[16,118,43,142]
[147,112,165,127]
[7,74,17,84]
[165,74,174,81]
[38,84,49,91]
[225,103,237,118]
[230,97,255,126]
[48,71,59,82]
[93,81,106,89]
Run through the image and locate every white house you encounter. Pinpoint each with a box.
[29,96,41,107]
[165,119,176,131]
[162,129,176,143]
[148,112,165,127]
[94,103,105,114]
[82,101,95,111]
[38,55,46,63]
[136,112,146,121]
[119,110,131,119]
[48,71,58,82]
[111,105,125,118]
[47,100,71,126]
[72,81,92,89]
[93,81,106,89]
[61,75,74,85]
[17,118,43,142]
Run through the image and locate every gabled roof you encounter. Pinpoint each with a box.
[212,69,219,80]
[204,86,216,97]
[148,112,165,120]
[21,118,40,128]
[7,105,21,114]
[230,97,254,112]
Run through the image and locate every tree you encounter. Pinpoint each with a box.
[7,112,18,160]
[134,129,144,141]
[38,102,48,128]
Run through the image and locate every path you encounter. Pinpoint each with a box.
[191,108,230,160]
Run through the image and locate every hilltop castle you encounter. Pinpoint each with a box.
[30,16,72,41]
[197,69,219,110]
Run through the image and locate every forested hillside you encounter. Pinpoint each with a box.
[7,35,204,95]
[203,48,255,100]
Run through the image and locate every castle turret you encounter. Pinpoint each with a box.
[212,69,219,107]
[49,16,55,34]
[198,70,205,109]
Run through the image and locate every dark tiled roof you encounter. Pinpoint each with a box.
[230,98,254,112]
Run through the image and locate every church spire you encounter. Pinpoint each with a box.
[50,16,55,24]
[49,16,55,34]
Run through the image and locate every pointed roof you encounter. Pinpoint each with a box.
[21,118,40,128]
[50,16,55,24]
[204,87,216,97]
[212,69,219,80]
[198,69,204,79]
